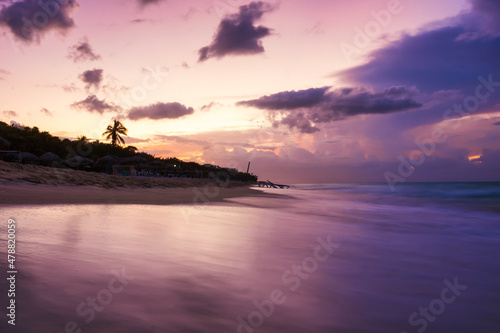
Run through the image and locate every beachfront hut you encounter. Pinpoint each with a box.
[40,152,65,167]
[20,152,40,165]
[67,156,93,170]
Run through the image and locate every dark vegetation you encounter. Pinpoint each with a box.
[0,121,258,182]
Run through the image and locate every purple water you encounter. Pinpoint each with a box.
[1,183,499,332]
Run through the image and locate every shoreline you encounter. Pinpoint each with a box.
[0,160,277,205]
[0,181,271,205]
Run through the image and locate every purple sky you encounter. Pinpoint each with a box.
[0,0,499,183]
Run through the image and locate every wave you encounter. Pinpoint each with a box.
[295,182,500,199]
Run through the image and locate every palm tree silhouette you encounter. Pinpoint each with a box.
[102,119,128,146]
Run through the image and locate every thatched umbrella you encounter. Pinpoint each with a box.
[95,155,117,164]
[94,155,119,173]
[0,136,11,149]
[40,152,64,167]
[67,155,93,169]
[120,156,147,165]
[2,152,19,162]
[20,152,39,164]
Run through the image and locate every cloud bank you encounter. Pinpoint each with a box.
[340,0,500,100]
[239,86,422,133]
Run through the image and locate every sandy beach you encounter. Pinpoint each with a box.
[1,184,499,332]
[0,160,269,205]
[0,160,251,188]
[0,182,268,205]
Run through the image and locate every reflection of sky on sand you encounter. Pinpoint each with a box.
[0,203,339,332]
[0,192,499,332]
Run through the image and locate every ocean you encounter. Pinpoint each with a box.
[1,182,499,332]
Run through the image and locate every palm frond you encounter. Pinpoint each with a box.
[103,119,128,146]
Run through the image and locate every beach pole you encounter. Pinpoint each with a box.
[246,161,251,174]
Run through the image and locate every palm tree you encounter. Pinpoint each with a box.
[102,120,128,146]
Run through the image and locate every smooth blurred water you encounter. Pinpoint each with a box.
[0,183,499,332]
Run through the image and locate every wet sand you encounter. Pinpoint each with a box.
[0,182,268,205]
[0,185,499,332]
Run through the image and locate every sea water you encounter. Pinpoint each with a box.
[0,183,499,332]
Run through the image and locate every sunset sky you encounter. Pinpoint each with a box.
[1,0,499,183]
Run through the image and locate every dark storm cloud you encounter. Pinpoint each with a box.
[238,87,330,110]
[198,1,275,62]
[0,0,78,42]
[79,69,103,90]
[471,0,500,13]
[493,121,500,126]
[128,102,194,120]
[468,0,500,35]
[329,0,500,137]
[341,26,500,94]
[326,87,422,117]
[340,0,500,97]
[279,112,321,134]
[239,86,422,133]
[71,95,120,114]
[67,38,101,62]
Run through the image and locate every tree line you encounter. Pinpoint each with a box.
[0,120,258,182]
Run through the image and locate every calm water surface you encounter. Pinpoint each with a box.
[0,183,499,332]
